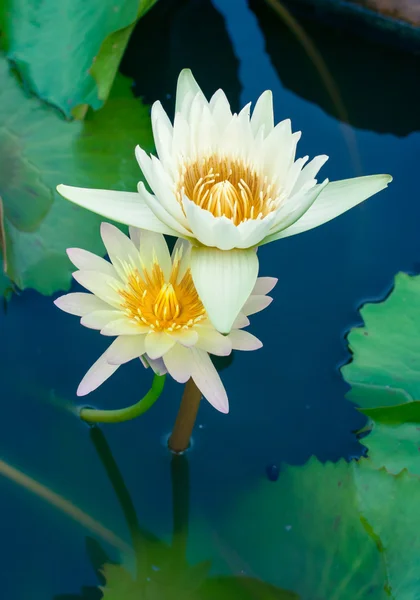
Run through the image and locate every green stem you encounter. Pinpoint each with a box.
[80,374,166,424]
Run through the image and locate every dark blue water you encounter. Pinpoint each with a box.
[1,0,419,597]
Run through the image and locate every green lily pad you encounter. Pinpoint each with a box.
[342,273,420,404]
[0,56,153,294]
[362,421,420,477]
[355,464,420,599]
[214,458,389,600]
[2,0,157,117]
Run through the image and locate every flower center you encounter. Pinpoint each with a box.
[118,255,206,332]
[177,155,278,225]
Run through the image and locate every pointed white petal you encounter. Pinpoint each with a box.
[171,238,192,283]
[189,348,229,413]
[144,356,167,376]
[270,174,392,241]
[292,155,328,194]
[236,215,275,248]
[105,335,146,365]
[138,230,172,279]
[229,329,262,351]
[190,247,259,334]
[265,179,329,242]
[169,328,199,347]
[252,277,278,295]
[195,326,232,356]
[57,185,178,235]
[251,90,274,137]
[241,295,273,316]
[129,226,141,250]
[138,182,191,237]
[54,293,110,317]
[77,349,120,396]
[151,101,174,170]
[145,331,176,359]
[101,319,148,336]
[232,313,250,329]
[209,89,232,130]
[163,345,192,383]
[100,223,141,279]
[72,271,123,307]
[183,197,241,250]
[175,69,206,116]
[66,248,116,278]
[81,310,122,330]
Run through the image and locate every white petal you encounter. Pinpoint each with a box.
[105,335,146,365]
[66,248,116,278]
[292,155,328,194]
[232,313,250,329]
[129,226,141,250]
[267,179,329,240]
[189,348,229,413]
[269,174,392,241]
[56,185,178,235]
[241,295,273,316]
[209,89,232,130]
[136,147,187,226]
[54,293,110,316]
[190,246,259,334]
[171,238,192,283]
[228,329,262,351]
[151,101,174,170]
[138,230,172,279]
[251,90,274,137]
[101,319,148,336]
[195,326,232,356]
[145,331,176,359]
[144,356,167,376]
[77,349,120,396]
[252,277,278,295]
[170,328,199,347]
[100,223,141,279]
[138,182,191,237]
[81,310,122,330]
[72,271,123,307]
[236,215,275,248]
[183,197,241,250]
[163,345,192,383]
[175,69,206,117]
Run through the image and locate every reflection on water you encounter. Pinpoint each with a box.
[55,428,296,599]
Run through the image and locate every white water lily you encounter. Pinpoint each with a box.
[54,224,275,413]
[57,69,392,333]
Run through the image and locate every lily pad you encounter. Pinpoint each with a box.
[342,272,420,404]
[214,458,388,600]
[0,57,154,294]
[2,0,157,117]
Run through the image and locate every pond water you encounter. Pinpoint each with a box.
[1,0,419,597]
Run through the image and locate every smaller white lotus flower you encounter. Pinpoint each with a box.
[58,69,392,334]
[54,224,275,413]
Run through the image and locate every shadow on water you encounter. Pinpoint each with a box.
[250,0,420,136]
[55,428,296,599]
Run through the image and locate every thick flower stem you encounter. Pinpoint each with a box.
[80,374,166,424]
[168,379,202,453]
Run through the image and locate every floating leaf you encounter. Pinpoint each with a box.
[214,458,388,600]
[342,273,420,404]
[0,57,153,294]
[2,0,157,117]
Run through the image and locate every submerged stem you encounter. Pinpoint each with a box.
[80,374,166,424]
[168,379,202,453]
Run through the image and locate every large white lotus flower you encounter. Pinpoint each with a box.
[54,224,275,413]
[57,69,392,333]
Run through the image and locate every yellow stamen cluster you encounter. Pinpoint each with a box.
[118,251,206,332]
[176,155,278,225]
